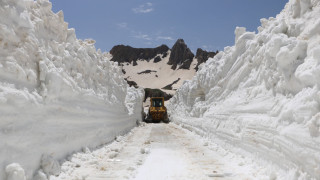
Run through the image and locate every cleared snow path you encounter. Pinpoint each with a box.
[51,123,270,180]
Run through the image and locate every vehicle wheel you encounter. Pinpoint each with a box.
[163,118,169,124]
[144,113,152,123]
[163,112,169,123]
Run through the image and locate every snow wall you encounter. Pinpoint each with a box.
[0,0,144,179]
[169,0,320,179]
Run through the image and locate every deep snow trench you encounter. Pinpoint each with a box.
[51,123,270,180]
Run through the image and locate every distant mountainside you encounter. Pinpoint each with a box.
[195,48,218,71]
[110,44,169,66]
[110,39,217,71]
[109,39,218,104]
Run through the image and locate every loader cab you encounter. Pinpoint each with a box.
[151,98,163,107]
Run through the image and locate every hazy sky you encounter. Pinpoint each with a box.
[50,0,287,53]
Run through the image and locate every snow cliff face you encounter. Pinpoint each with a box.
[0,0,143,179]
[169,0,320,179]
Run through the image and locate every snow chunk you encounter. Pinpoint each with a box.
[108,152,118,159]
[308,113,320,137]
[40,154,61,176]
[291,0,312,18]
[33,170,47,180]
[235,27,246,42]
[140,147,150,154]
[5,163,26,180]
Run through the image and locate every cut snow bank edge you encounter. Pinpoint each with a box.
[0,0,143,179]
[169,0,320,179]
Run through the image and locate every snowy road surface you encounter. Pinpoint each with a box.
[51,123,270,180]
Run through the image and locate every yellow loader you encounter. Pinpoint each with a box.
[145,97,169,123]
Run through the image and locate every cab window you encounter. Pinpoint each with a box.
[152,99,162,107]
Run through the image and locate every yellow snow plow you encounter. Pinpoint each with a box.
[145,97,169,123]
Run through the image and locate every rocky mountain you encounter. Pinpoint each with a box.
[195,48,218,71]
[168,39,194,70]
[110,44,169,65]
[110,39,201,70]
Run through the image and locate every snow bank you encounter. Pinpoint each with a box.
[169,0,320,179]
[0,0,143,179]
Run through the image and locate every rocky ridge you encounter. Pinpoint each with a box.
[167,39,194,70]
[110,39,215,70]
[195,48,218,71]
[110,44,169,65]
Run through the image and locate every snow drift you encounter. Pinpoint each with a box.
[0,0,143,179]
[169,0,320,179]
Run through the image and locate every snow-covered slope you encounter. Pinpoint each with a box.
[169,0,320,179]
[0,0,143,179]
[122,52,197,95]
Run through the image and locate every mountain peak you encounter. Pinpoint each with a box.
[176,38,185,44]
[167,39,194,70]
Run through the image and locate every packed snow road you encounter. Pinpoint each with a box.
[51,123,270,180]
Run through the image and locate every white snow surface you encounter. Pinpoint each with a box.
[122,52,197,95]
[169,0,320,179]
[51,123,272,180]
[0,0,143,179]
